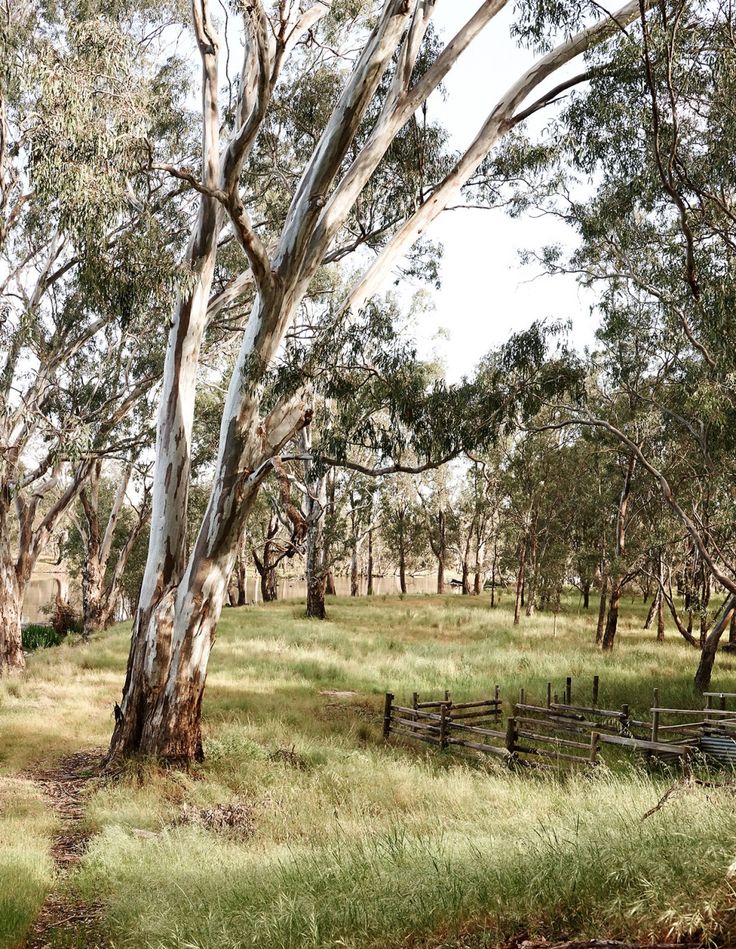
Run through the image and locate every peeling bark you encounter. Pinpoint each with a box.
[108,0,652,764]
[0,553,24,675]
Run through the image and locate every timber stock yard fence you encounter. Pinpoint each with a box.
[383,677,736,772]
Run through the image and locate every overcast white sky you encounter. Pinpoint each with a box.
[412,5,599,381]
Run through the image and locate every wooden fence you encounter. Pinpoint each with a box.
[383,688,507,758]
[383,679,736,771]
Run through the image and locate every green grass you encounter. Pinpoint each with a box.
[0,780,55,947]
[2,593,736,948]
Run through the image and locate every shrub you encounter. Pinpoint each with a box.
[51,600,83,637]
[21,625,63,651]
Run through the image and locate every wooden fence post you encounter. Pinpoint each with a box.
[592,675,599,707]
[620,703,630,736]
[651,689,660,743]
[383,692,394,740]
[590,731,600,766]
[518,688,525,706]
[505,716,518,755]
[546,682,552,709]
[440,703,448,749]
[565,676,572,706]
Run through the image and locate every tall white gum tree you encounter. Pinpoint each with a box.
[110,0,650,764]
[0,2,185,674]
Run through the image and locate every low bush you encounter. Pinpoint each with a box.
[21,624,64,651]
[50,600,83,637]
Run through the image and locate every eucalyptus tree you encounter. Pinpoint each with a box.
[451,460,500,596]
[378,473,428,593]
[64,461,153,636]
[492,0,736,685]
[501,431,551,623]
[346,476,378,597]
[0,0,186,674]
[416,467,458,594]
[107,0,651,763]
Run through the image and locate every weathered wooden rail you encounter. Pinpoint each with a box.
[383,679,736,771]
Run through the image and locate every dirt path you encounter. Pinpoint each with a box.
[23,750,105,949]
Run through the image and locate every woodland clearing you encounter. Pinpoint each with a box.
[1,594,735,949]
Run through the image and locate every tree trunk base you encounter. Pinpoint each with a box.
[0,592,25,676]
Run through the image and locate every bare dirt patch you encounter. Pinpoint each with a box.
[23,749,104,948]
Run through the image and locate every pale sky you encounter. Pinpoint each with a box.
[414,5,599,381]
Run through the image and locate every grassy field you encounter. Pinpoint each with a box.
[1,593,735,948]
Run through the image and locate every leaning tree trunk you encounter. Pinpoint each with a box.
[699,568,712,647]
[694,596,736,693]
[107,390,312,764]
[644,591,658,630]
[601,579,623,651]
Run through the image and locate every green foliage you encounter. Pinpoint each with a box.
[482,0,736,599]
[20,625,63,651]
